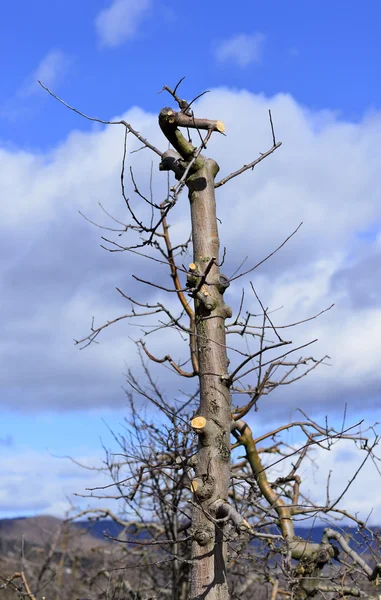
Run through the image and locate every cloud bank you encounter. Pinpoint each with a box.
[1,89,381,424]
[0,446,108,518]
[1,437,379,524]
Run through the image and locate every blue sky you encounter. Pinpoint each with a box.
[1,0,381,520]
[2,0,381,149]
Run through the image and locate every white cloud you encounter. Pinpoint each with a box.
[3,86,381,521]
[1,88,381,425]
[20,49,72,97]
[95,0,152,47]
[264,438,381,525]
[0,448,107,517]
[308,442,381,525]
[214,33,265,67]
[2,438,379,523]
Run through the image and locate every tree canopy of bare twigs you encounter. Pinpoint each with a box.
[2,78,379,600]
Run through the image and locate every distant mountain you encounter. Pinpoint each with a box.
[0,515,105,556]
[73,518,132,540]
[74,519,380,551]
[1,516,379,554]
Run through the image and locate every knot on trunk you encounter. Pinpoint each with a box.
[193,526,214,547]
[215,273,230,294]
[191,476,215,501]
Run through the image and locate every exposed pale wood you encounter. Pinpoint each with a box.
[190,480,199,493]
[191,416,207,430]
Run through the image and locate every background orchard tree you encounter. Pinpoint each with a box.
[30,78,380,600]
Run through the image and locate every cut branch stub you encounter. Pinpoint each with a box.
[216,273,230,294]
[191,416,207,430]
[196,287,218,312]
[158,149,185,180]
[213,499,254,534]
[161,107,225,133]
[186,263,200,288]
[190,416,215,446]
[190,477,214,500]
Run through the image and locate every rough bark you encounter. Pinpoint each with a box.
[159,108,232,600]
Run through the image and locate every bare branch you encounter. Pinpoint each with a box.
[38,80,163,156]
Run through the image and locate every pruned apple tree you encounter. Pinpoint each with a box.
[38,79,381,600]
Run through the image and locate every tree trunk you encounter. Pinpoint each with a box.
[188,160,232,600]
[159,109,232,600]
